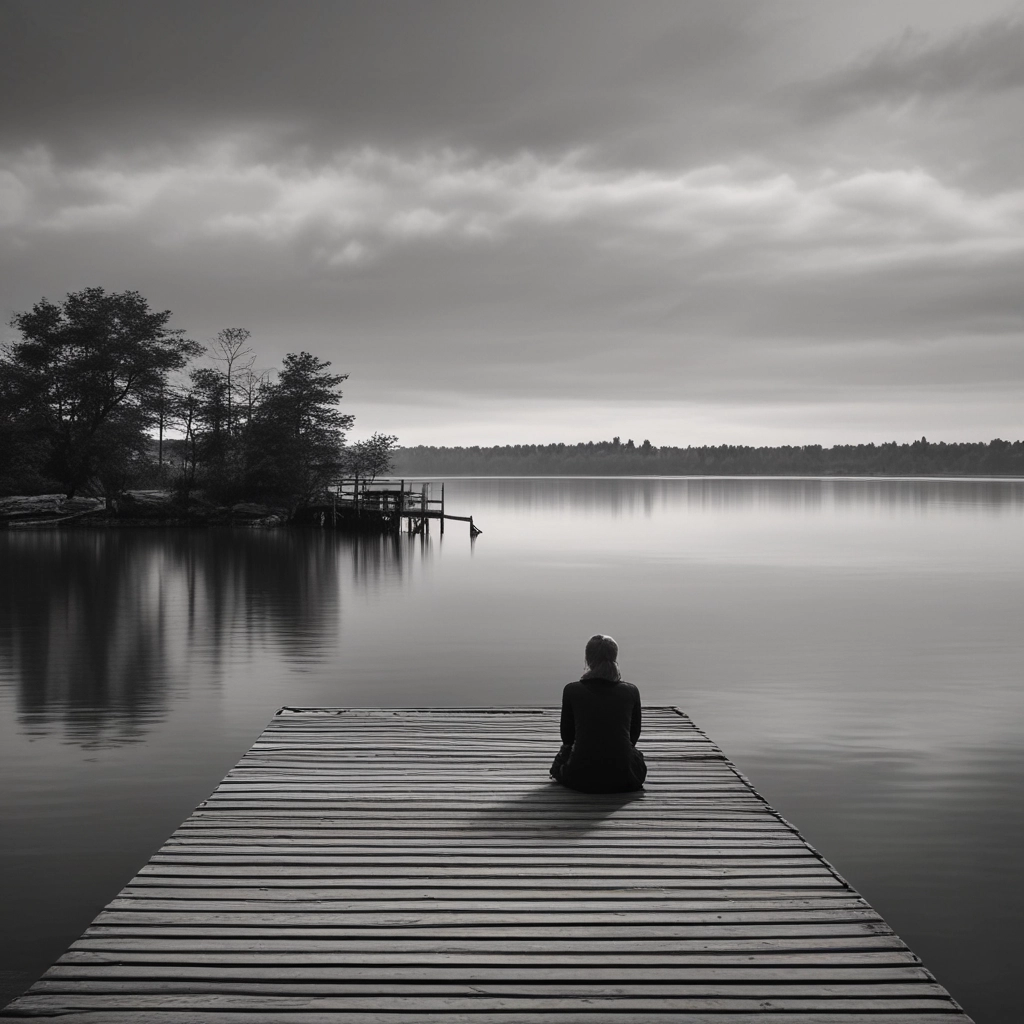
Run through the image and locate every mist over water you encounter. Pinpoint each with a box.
[1,477,1022,1020]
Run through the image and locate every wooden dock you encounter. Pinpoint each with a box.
[2,707,972,1022]
[320,479,481,536]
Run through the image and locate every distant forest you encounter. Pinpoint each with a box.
[393,437,1024,477]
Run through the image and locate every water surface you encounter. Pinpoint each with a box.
[1,477,1022,1021]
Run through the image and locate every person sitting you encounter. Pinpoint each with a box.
[549,634,647,793]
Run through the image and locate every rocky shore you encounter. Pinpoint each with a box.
[0,492,289,528]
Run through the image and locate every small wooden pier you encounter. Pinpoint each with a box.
[2,707,972,1022]
[306,479,480,536]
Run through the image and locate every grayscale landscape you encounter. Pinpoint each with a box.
[2,3,1023,1021]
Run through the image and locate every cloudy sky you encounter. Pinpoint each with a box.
[2,0,1022,446]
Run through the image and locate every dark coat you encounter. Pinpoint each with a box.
[550,678,647,793]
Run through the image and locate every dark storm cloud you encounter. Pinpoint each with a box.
[0,0,766,163]
[1,1,1023,444]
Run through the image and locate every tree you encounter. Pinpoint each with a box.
[210,327,253,437]
[2,288,201,496]
[234,363,271,431]
[246,351,353,501]
[168,382,202,496]
[340,432,400,482]
[0,363,53,493]
[175,330,270,499]
[187,367,232,477]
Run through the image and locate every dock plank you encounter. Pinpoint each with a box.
[1,707,972,1021]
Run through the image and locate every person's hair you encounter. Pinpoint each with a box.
[585,634,619,667]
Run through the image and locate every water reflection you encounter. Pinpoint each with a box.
[0,528,431,746]
[0,532,171,745]
[350,530,433,588]
[1,479,1023,1022]
[455,475,1024,516]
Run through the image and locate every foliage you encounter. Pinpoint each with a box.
[1,287,201,496]
[168,330,273,500]
[167,351,356,504]
[0,290,372,507]
[210,327,254,437]
[185,367,232,474]
[243,352,354,502]
[339,432,400,482]
[0,384,56,494]
[394,437,1024,477]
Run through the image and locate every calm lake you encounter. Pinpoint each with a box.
[1,476,1022,1020]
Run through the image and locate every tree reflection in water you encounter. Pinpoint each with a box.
[0,527,424,747]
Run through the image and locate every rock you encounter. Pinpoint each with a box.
[230,502,273,520]
[115,491,179,518]
[61,497,105,514]
[0,491,287,527]
[0,494,65,517]
[229,502,289,526]
[0,494,104,520]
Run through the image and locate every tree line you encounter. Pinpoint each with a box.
[0,287,397,502]
[394,437,1024,477]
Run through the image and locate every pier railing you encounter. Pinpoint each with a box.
[323,477,479,535]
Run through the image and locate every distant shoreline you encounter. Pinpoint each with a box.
[391,438,1024,479]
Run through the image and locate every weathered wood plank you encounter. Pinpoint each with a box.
[165,836,810,848]
[29,980,951,998]
[111,893,867,908]
[119,883,855,899]
[67,935,915,954]
[127,875,851,890]
[93,908,887,928]
[148,852,824,866]
[76,924,903,942]
[0,1011,974,1019]
[41,964,939,983]
[177,815,794,827]
[0,707,971,1023]
[135,863,840,877]
[60,949,922,965]
[0,992,964,1011]
[0,1012,972,1024]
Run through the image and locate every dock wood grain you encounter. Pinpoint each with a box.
[1,706,973,1022]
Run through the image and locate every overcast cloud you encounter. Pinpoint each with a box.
[1,0,1022,445]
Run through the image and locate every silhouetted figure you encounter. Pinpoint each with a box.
[549,635,647,793]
